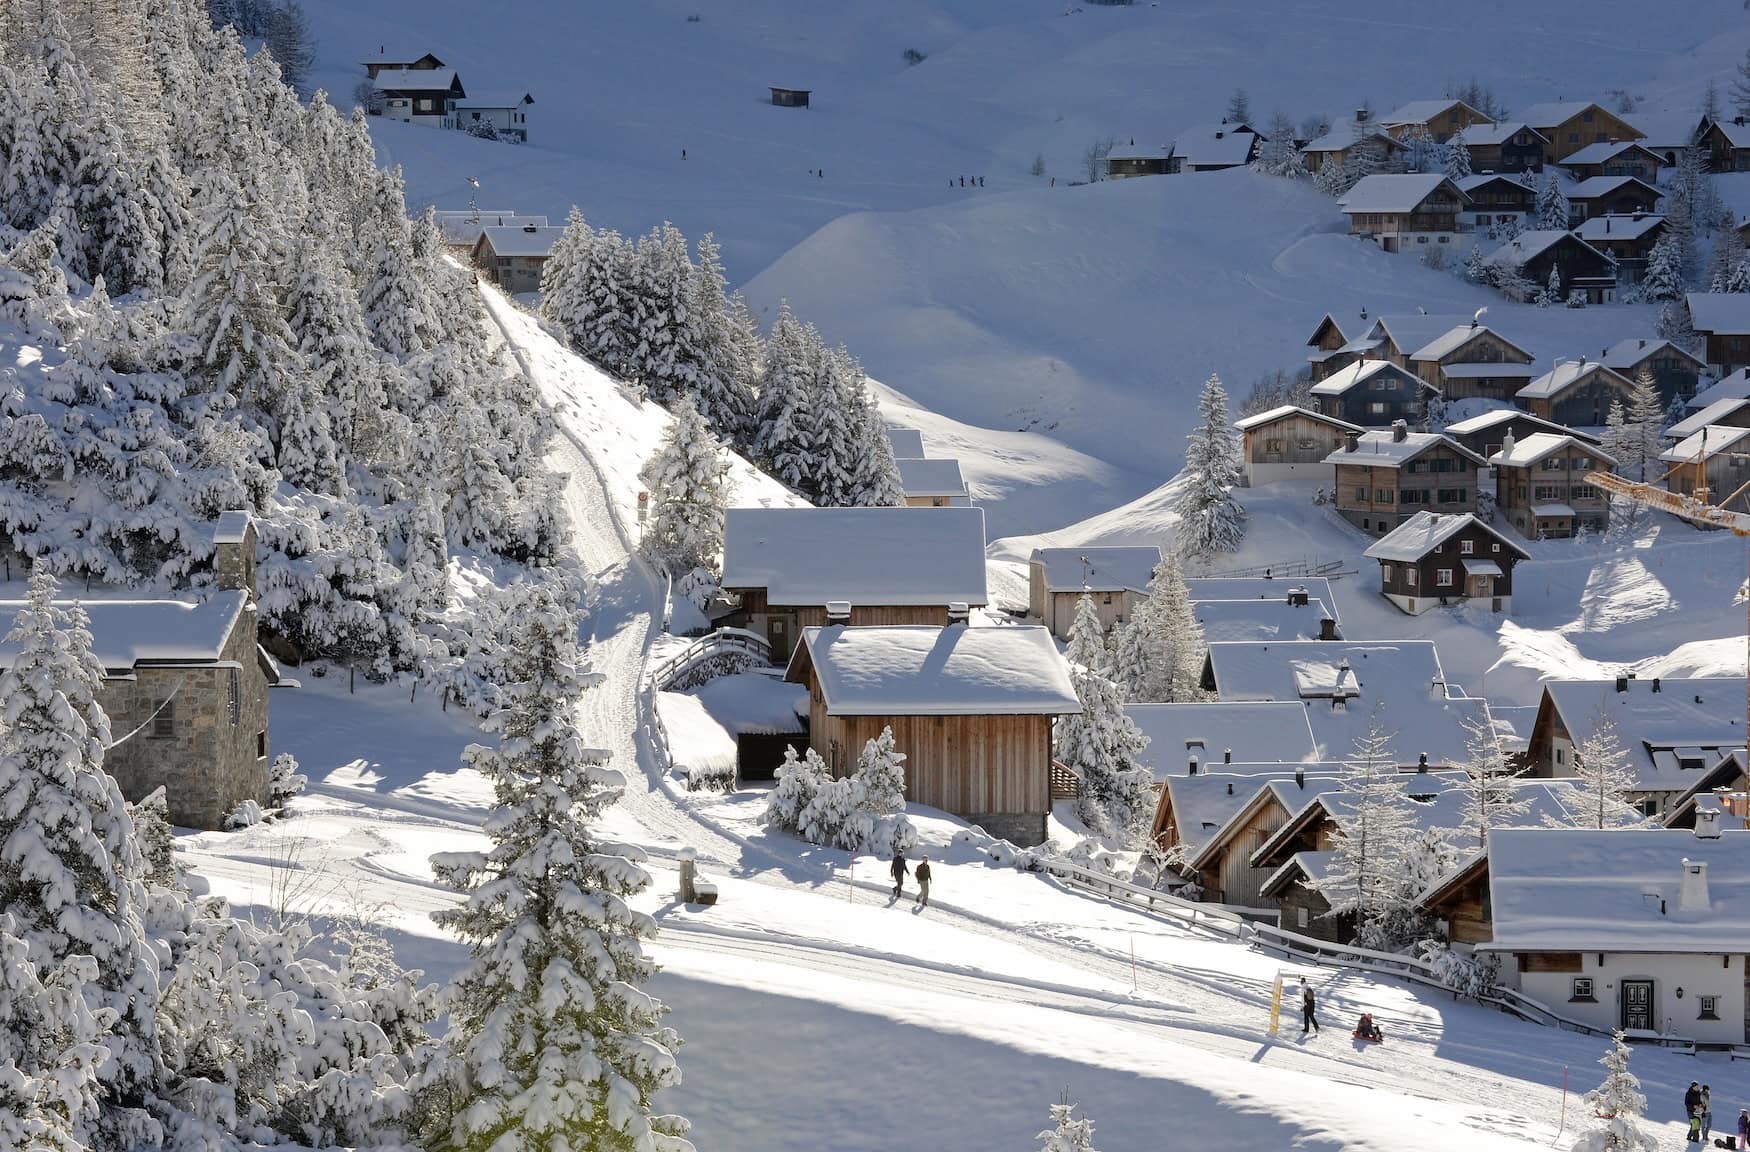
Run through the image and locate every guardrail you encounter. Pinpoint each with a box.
[1198,559,1348,580]
[648,627,773,692]
[1037,858,1253,938]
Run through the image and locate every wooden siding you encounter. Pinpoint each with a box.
[1519,952,1583,973]
[1494,443,1612,537]
[1426,868,1493,945]
[1044,588,1139,639]
[1536,106,1644,162]
[1331,447,1480,534]
[1195,793,1300,909]
[1414,329,1535,402]
[728,587,964,661]
[1668,450,1750,515]
[1702,331,1750,374]
[1277,881,1344,942]
[1243,411,1353,467]
[1528,367,1633,426]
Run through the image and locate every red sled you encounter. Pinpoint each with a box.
[1351,1031,1384,1043]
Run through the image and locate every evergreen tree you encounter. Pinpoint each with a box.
[1640,231,1685,302]
[361,166,428,358]
[1400,125,1439,174]
[1115,552,1206,702]
[629,222,694,404]
[1463,242,1486,283]
[1561,710,1645,830]
[639,396,732,574]
[1570,1032,1660,1152]
[1536,171,1570,230]
[1627,367,1665,481]
[423,588,692,1152]
[1177,373,1247,558]
[1731,255,1750,294]
[753,303,816,493]
[1458,714,1529,851]
[1058,594,1155,843]
[763,744,826,833]
[1602,397,1631,482]
[1225,88,1250,125]
[1537,264,1561,307]
[684,233,758,443]
[1038,1100,1100,1152]
[1443,130,1472,181]
[1251,111,1306,178]
[1314,710,1418,935]
[854,726,907,816]
[539,206,593,340]
[1707,219,1744,292]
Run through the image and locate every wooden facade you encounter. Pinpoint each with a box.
[1410,327,1535,403]
[1309,362,1429,427]
[1520,362,1634,426]
[1697,118,1750,173]
[1604,337,1704,407]
[1526,103,1644,163]
[1446,412,1598,461]
[1193,788,1304,909]
[1492,440,1613,539]
[1667,444,1750,515]
[727,588,959,662]
[770,87,811,108]
[1306,314,1357,382]
[1458,176,1535,230]
[1330,438,1484,534]
[1380,100,1492,143]
[1370,516,1524,613]
[1237,407,1360,485]
[1421,858,1492,946]
[1463,123,1548,173]
[1562,143,1662,181]
[1568,179,1661,222]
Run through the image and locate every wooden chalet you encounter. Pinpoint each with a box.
[1297,125,1404,175]
[1687,369,1750,412]
[1338,173,1468,252]
[1443,409,1601,462]
[1305,313,1363,381]
[1685,293,1750,375]
[1326,425,1486,534]
[1574,214,1666,285]
[1600,336,1705,406]
[1455,174,1536,232]
[1698,116,1750,172]
[1516,358,1634,426]
[1308,359,1430,427]
[895,458,971,507]
[1174,121,1261,172]
[1028,546,1161,639]
[1233,405,1361,486]
[1460,122,1548,173]
[719,507,989,662]
[1517,101,1644,163]
[1660,424,1750,515]
[360,48,444,80]
[1483,231,1616,304]
[1667,397,1750,442]
[1184,773,1338,909]
[1377,99,1493,143]
[1421,855,1492,946]
[1106,140,1174,179]
[469,225,566,293]
[1566,175,1661,222]
[784,624,1080,846]
[1363,511,1528,613]
[1488,431,1616,539]
[769,86,811,108]
[1558,140,1664,182]
[1407,321,1537,402]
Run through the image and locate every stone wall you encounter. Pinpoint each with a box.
[967,811,1047,848]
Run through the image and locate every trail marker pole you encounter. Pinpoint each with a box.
[1550,1066,1567,1147]
[1267,970,1286,1037]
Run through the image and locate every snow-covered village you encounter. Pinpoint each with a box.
[25,0,1750,1149]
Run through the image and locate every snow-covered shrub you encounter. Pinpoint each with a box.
[224,798,264,829]
[1416,939,1501,999]
[1038,1099,1100,1151]
[675,564,720,612]
[768,732,915,853]
[129,785,180,889]
[798,775,875,852]
[684,757,735,792]
[270,751,307,808]
[1570,1032,1660,1151]
[855,726,907,815]
[764,744,826,831]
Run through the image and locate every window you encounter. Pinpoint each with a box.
[1354,486,1368,502]
[1535,485,1563,501]
[471,111,481,121]
[1571,977,1596,1002]
[1581,111,1593,122]
[1368,401,1389,415]
[1568,132,1580,144]
[256,731,267,758]
[1401,490,1426,504]
[1297,906,1309,928]
[1699,995,1720,1020]
[227,667,240,726]
[1436,568,1454,587]
[1541,457,1564,471]
[1460,539,1474,554]
[1375,489,1396,504]
[1406,460,1423,474]
[1573,458,1592,472]
[1406,569,1417,587]
[1102,592,1113,605]
[1639,798,1658,817]
[1437,488,1468,503]
[1295,438,1317,451]
[1266,437,1286,453]
[1491,542,1501,552]
[151,700,175,739]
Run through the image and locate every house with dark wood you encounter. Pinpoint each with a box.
[896,458,971,507]
[1489,431,1616,539]
[1174,121,1262,171]
[1326,425,1486,534]
[769,86,811,108]
[1378,99,1493,143]
[1460,122,1548,173]
[1106,140,1175,179]
[1443,409,1601,462]
[1685,293,1750,375]
[1516,357,1635,426]
[1455,174,1536,233]
[1233,405,1361,486]
[1363,511,1528,613]
[1148,766,1312,885]
[1518,101,1645,163]
[720,507,989,662]
[1630,111,1707,169]
[1407,321,1537,402]
[1558,140,1664,182]
[1667,397,1750,442]
[1305,312,1365,381]
[784,623,1080,846]
[1335,314,1475,373]
[1600,336,1705,406]
[1565,175,1661,222]
[1574,214,1666,285]
[1481,231,1617,303]
[1028,546,1161,639]
[1419,854,1493,946]
[470,225,567,293]
[1307,359,1431,427]
[1298,124,1404,175]
[360,48,445,80]
[1660,424,1750,514]
[1338,173,1468,252]
[371,67,466,127]
[1698,116,1750,172]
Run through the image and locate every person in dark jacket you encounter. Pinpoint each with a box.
[890,853,907,898]
[1699,1085,1713,1143]
[915,857,932,907]
[1299,978,1319,1035]
[1685,1083,1702,1143]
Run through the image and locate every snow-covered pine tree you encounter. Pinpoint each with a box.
[1109,600,1159,703]
[269,751,307,808]
[361,166,430,358]
[1570,1032,1660,1152]
[1464,242,1486,283]
[1117,552,1206,702]
[1400,125,1439,174]
[684,232,758,444]
[579,227,640,377]
[1252,112,1306,178]
[1707,219,1745,293]
[763,744,826,833]
[1601,398,1631,480]
[1313,709,1418,941]
[1536,171,1570,230]
[1627,366,1665,481]
[1560,709,1645,830]
[127,786,179,889]
[424,587,692,1152]
[1443,130,1472,181]
[1177,373,1247,559]
[1731,254,1750,294]
[854,725,907,816]
[840,357,904,507]
[1038,1099,1100,1152]
[630,222,695,404]
[1058,593,1155,843]
[538,205,594,342]
[753,302,816,493]
[1640,230,1686,302]
[639,396,733,574]
[1458,713,1529,851]
[1538,264,1561,308]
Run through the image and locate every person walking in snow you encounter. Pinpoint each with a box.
[1737,1107,1748,1146]
[890,853,908,898]
[915,856,932,907]
[1299,978,1319,1035]
[1700,1085,1713,1143]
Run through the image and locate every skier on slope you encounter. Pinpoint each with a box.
[890,852,908,898]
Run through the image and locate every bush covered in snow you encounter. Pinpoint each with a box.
[269,751,307,808]
[764,727,917,854]
[1416,940,1501,1000]
[223,797,265,829]
[684,757,736,792]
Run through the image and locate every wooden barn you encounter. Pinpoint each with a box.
[1308,359,1431,428]
[1600,336,1704,406]
[1028,546,1162,639]
[1482,231,1617,304]
[785,624,1081,846]
[1516,358,1634,426]
[1233,405,1361,486]
[1559,140,1664,182]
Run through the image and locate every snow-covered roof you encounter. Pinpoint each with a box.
[1186,578,1340,624]
[1459,121,1543,146]
[1186,774,1349,871]
[1233,404,1361,433]
[1322,429,1485,468]
[371,67,460,92]
[1667,398,1750,440]
[1409,323,1532,364]
[1191,598,1334,643]
[1517,101,1613,129]
[1686,369,1750,410]
[213,510,252,545]
[436,213,548,245]
[1574,214,1665,244]
[1379,99,1486,127]
[1454,173,1534,196]
[788,625,1080,716]
[0,591,249,674]
[1707,117,1750,149]
[1336,173,1464,214]
[1626,111,1703,150]
[1172,123,1258,168]
[1443,408,1599,441]
[1484,827,1750,953]
[1363,511,1528,563]
[1483,230,1593,269]
[1560,140,1661,166]
[1128,702,1322,779]
[896,458,968,499]
[1659,423,1750,463]
[1307,359,1419,397]
[724,507,988,606]
[1437,363,1538,380]
[1566,175,1658,201]
[1517,358,1631,401]
[1202,640,1491,768]
[475,225,566,258]
[1600,336,1696,374]
[1529,503,1575,517]
[1687,292,1750,336]
[1029,546,1161,594]
[1107,141,1173,161]
[1541,677,1747,793]
[1300,128,1396,154]
[885,426,926,459]
[452,92,533,110]
[1488,431,1614,469]
[1161,769,1310,859]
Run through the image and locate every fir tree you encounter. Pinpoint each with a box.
[1225,88,1250,125]
[1058,594,1155,843]
[1627,366,1665,481]
[1314,710,1419,936]
[682,233,757,443]
[1038,1099,1100,1152]
[1252,112,1306,178]
[1464,242,1486,283]
[1177,373,1247,559]
[1458,714,1529,851]
[855,726,907,816]
[361,166,428,358]
[1570,1032,1660,1152]
[1639,231,1685,302]
[424,588,691,1152]
[753,303,816,493]
[1443,130,1472,181]
[1400,125,1439,174]
[639,396,733,574]
[1536,171,1570,230]
[1561,709,1645,830]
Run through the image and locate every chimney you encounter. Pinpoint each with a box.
[212,511,256,604]
[1295,767,1305,789]
[1355,108,1370,123]
[1391,419,1408,442]
[1429,674,1445,699]
[1501,429,1516,458]
[1652,677,1661,693]
[1639,338,1646,349]
[1614,674,1629,693]
[1224,748,1233,764]
[946,601,970,626]
[523,224,539,233]
[1287,587,1309,607]
[1417,752,1429,773]
[1679,859,1710,912]
[1695,805,1723,839]
[1318,616,1338,641]
[1345,431,1361,452]
[825,600,852,625]
[1738,116,1746,127]
[1188,757,1199,776]
[1227,780,1234,795]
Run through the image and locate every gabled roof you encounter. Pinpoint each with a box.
[437,213,548,245]
[1517,358,1633,401]
[1667,397,1750,440]
[1186,578,1340,624]
[1659,423,1750,464]
[1379,99,1488,127]
[885,426,926,459]
[784,625,1080,717]
[1409,322,1534,364]
[360,50,444,68]
[1300,128,1398,154]
[1483,230,1608,269]
[1687,293,1750,336]
[1191,597,1335,643]
[1127,701,1321,779]
[723,507,987,606]
[1560,140,1664,167]
[1574,214,1665,244]
[1322,429,1486,468]
[1186,774,1347,873]
[474,225,566,258]
[1455,173,1536,197]
[0,591,249,675]
[1459,121,1548,147]
[1626,111,1705,150]
[1108,140,1174,161]
[1539,677,1747,793]
[1160,769,1317,862]
[1308,358,1422,397]
[1703,116,1750,149]
[1361,314,1482,358]
[452,91,534,110]
[1029,546,1161,594]
[1337,173,1467,214]
[1686,369,1750,410]
[1305,313,1354,347]
[1364,511,1529,563]
[1484,827,1750,953]
[1173,123,1260,168]
[1517,101,1628,130]
[1444,408,1600,442]
[1600,336,1702,373]
[1488,431,1615,469]
[1233,404,1361,433]
[1566,175,1660,201]
[896,458,968,499]
[371,67,462,93]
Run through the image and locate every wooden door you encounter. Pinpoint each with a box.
[1621,980,1654,1031]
